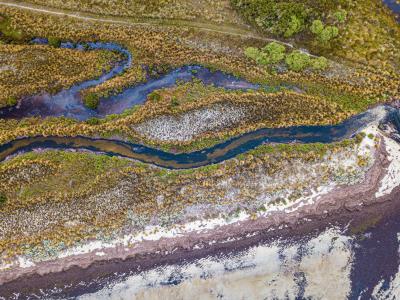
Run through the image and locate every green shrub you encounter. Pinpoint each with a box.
[231,0,348,43]
[148,91,161,102]
[0,193,6,206]
[86,117,101,125]
[82,43,90,51]
[311,56,329,70]
[310,20,339,43]
[0,15,28,42]
[245,42,285,66]
[231,0,320,38]
[244,47,261,61]
[171,97,179,107]
[310,20,324,35]
[319,26,339,42]
[334,10,347,23]
[83,93,100,109]
[6,96,17,106]
[285,50,311,71]
[270,3,309,37]
[48,37,61,47]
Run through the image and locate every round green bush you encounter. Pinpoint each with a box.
[285,50,311,72]
[83,93,100,110]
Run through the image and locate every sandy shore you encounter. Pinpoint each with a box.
[0,132,399,298]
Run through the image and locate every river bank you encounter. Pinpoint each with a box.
[0,105,389,169]
[0,120,399,298]
[0,1,399,298]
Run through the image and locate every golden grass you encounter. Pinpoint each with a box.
[0,43,122,107]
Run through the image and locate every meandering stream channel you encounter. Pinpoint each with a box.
[0,3,399,299]
[0,39,262,120]
[1,107,395,169]
[0,38,399,168]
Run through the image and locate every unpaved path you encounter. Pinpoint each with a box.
[0,0,298,48]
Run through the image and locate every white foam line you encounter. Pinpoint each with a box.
[0,125,381,270]
[376,135,400,198]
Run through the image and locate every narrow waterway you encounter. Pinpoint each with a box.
[0,3,399,296]
[0,106,394,169]
[384,0,400,20]
[0,39,268,121]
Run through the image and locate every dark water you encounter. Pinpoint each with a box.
[362,21,400,300]
[384,0,400,20]
[0,107,388,169]
[0,4,399,296]
[347,109,400,299]
[350,213,400,299]
[0,39,268,121]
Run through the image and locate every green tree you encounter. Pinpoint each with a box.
[83,93,100,109]
[262,42,286,64]
[310,20,324,35]
[284,15,303,38]
[285,50,311,72]
[311,56,329,70]
[244,47,261,61]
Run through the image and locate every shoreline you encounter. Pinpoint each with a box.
[0,105,385,169]
[0,133,398,298]
[0,1,399,298]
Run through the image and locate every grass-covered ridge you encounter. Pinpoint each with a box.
[22,0,246,26]
[0,1,398,150]
[0,133,369,260]
[0,0,393,267]
[0,79,351,151]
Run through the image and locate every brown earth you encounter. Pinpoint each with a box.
[0,138,398,298]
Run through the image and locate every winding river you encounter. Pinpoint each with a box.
[0,107,395,169]
[384,0,400,19]
[0,38,398,168]
[1,0,399,160]
[0,39,263,120]
[0,3,399,299]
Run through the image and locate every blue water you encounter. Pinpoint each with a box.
[0,39,272,121]
[384,0,400,19]
[0,0,397,121]
[0,3,399,298]
[0,37,397,169]
[0,106,393,169]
